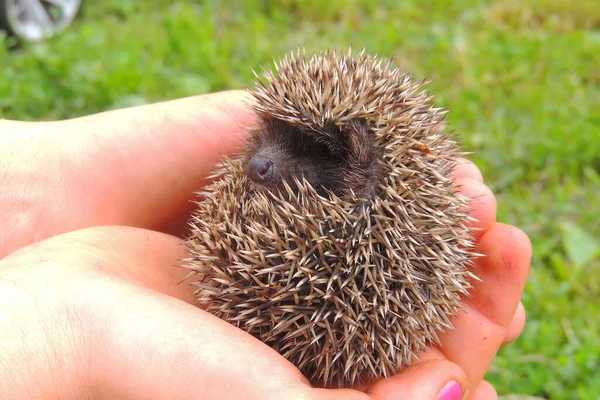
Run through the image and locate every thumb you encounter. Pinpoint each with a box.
[366,360,467,400]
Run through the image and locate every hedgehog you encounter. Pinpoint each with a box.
[183,49,478,388]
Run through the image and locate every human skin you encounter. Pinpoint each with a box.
[0,91,530,399]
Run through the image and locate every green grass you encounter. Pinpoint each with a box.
[1,0,599,398]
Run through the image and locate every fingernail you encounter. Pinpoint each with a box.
[438,380,463,400]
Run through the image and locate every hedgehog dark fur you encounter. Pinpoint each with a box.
[183,49,478,388]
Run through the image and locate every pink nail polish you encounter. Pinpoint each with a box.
[438,380,463,400]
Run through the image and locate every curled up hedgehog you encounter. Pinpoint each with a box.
[183,49,478,388]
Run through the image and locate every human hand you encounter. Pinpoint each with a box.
[0,91,529,399]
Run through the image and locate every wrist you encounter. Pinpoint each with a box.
[0,262,93,400]
[0,120,70,259]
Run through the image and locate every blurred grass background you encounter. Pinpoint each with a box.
[1,0,599,398]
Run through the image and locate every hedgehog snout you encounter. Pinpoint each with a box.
[247,154,277,185]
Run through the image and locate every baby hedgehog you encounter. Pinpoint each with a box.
[184,49,478,388]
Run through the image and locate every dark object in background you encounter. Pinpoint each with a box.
[0,0,82,43]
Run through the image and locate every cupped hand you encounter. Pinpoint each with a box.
[0,91,530,399]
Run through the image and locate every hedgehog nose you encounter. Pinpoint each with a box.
[248,155,276,184]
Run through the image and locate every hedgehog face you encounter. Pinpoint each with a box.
[243,116,383,200]
[243,117,347,196]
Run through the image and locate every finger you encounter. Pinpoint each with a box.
[451,158,484,183]
[457,178,497,239]
[469,380,498,400]
[503,301,526,346]
[465,224,531,328]
[365,360,467,400]
[436,223,531,391]
[55,90,255,237]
